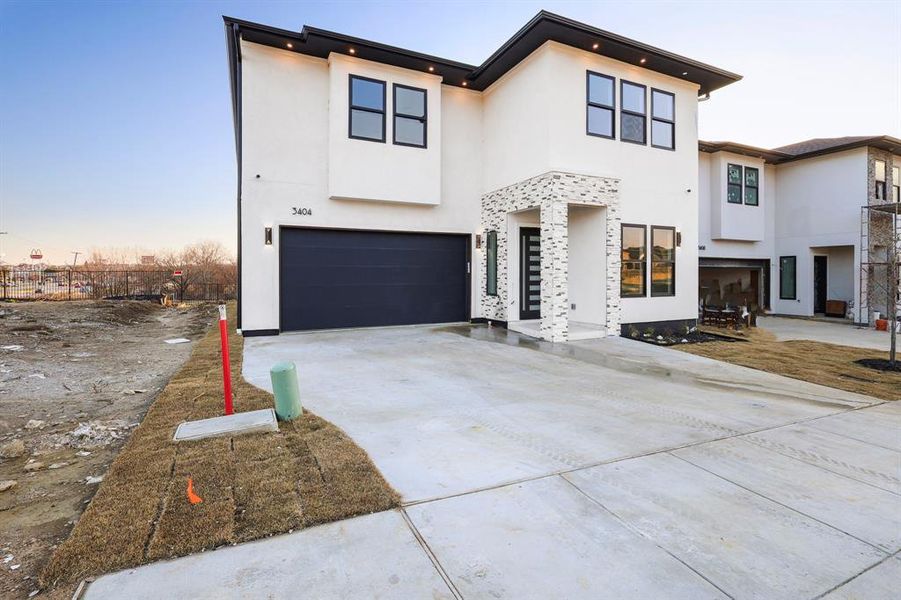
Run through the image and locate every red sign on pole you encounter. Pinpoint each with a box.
[173,270,183,277]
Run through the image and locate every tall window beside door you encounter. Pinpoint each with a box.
[621,224,647,297]
[486,231,498,296]
[779,256,797,300]
[651,226,675,296]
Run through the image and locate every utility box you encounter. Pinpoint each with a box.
[269,362,302,421]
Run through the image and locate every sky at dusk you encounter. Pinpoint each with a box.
[1,0,899,265]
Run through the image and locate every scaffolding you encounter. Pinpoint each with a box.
[859,201,899,364]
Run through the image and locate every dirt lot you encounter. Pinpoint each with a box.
[677,325,901,401]
[0,301,212,599]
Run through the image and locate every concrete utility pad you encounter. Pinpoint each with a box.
[758,315,890,350]
[83,511,453,599]
[172,408,277,442]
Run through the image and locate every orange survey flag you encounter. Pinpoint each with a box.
[186,477,203,504]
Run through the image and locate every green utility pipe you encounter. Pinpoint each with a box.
[269,361,302,421]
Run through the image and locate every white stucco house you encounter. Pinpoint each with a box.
[223,11,744,341]
[698,136,901,324]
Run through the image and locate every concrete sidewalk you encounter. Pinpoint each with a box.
[758,315,892,350]
[84,326,900,599]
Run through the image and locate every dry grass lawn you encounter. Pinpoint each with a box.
[39,303,399,590]
[677,326,901,401]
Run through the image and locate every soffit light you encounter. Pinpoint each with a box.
[428,66,435,72]
[462,81,468,87]
[286,42,293,49]
[592,43,599,50]
[639,58,647,64]
[349,48,356,54]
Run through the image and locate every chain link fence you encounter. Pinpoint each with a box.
[0,269,235,302]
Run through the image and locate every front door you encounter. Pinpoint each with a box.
[814,255,827,313]
[520,227,541,320]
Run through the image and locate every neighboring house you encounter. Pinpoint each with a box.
[223,11,741,341]
[698,136,901,324]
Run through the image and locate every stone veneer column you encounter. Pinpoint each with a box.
[539,201,569,342]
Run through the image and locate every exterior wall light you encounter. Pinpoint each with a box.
[265,227,273,245]
[475,234,482,249]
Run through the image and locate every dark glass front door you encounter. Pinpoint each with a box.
[814,255,827,313]
[520,227,541,320]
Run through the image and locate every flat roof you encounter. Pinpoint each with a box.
[222,11,742,95]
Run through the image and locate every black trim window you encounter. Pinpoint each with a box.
[779,256,797,300]
[586,71,615,139]
[650,89,675,150]
[875,160,886,200]
[393,83,427,148]
[349,75,386,142]
[744,167,759,206]
[651,226,675,296]
[620,81,646,144]
[727,163,743,204]
[621,224,647,297]
[486,230,498,296]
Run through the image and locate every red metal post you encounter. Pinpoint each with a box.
[218,304,234,415]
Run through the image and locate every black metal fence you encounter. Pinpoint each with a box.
[0,269,235,302]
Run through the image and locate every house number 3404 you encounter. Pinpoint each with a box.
[291,207,312,216]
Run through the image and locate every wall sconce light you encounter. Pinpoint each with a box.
[475,234,482,249]
[676,231,682,247]
[264,227,273,245]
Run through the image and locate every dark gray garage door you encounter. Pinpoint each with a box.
[279,228,470,331]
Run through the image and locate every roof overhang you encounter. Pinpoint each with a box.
[698,140,792,163]
[777,136,901,164]
[222,11,741,95]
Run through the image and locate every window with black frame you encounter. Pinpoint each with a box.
[486,231,498,296]
[875,160,886,200]
[744,167,759,205]
[893,166,900,200]
[651,226,675,296]
[727,164,743,204]
[620,81,646,144]
[780,256,797,300]
[586,71,615,139]
[393,84,427,148]
[349,75,386,142]
[621,224,646,297]
[650,89,674,150]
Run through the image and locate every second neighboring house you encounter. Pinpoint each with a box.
[224,11,741,341]
[698,136,901,324]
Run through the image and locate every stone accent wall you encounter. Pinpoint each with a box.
[480,171,620,341]
[862,149,900,322]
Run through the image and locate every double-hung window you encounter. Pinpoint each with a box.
[875,160,886,200]
[893,166,900,200]
[620,81,647,144]
[349,75,386,142]
[650,226,675,296]
[744,167,759,206]
[621,224,647,297]
[393,84,427,148]
[779,256,797,300]
[650,89,675,150]
[586,71,615,139]
[727,164,743,204]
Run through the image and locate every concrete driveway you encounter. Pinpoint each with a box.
[86,325,900,599]
[758,315,892,350]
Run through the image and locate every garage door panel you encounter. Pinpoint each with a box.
[280,229,469,331]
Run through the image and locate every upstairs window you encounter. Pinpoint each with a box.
[620,81,647,144]
[727,164,743,203]
[393,84,427,148]
[586,71,615,139]
[893,166,900,200]
[349,75,386,142]
[744,167,759,206]
[621,224,647,297]
[650,89,675,150]
[651,226,675,296]
[875,160,886,200]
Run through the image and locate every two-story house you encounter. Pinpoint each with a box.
[224,11,741,341]
[698,136,900,324]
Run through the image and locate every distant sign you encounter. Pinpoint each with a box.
[30,249,43,260]
[173,270,183,277]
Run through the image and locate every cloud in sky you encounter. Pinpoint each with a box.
[1,0,898,264]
